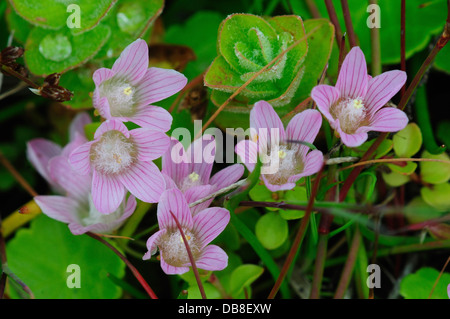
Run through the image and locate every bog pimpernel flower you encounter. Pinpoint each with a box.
[27,113,136,235]
[235,100,323,191]
[162,135,244,214]
[311,46,408,147]
[69,119,169,214]
[93,39,187,132]
[143,188,230,275]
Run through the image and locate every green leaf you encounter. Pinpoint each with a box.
[387,161,418,175]
[255,212,288,250]
[393,123,423,158]
[5,5,31,44]
[404,196,446,224]
[420,151,450,184]
[350,138,393,159]
[24,24,111,76]
[280,186,308,219]
[382,170,410,187]
[187,283,221,299]
[59,68,95,109]
[229,264,264,297]
[421,183,450,211]
[400,267,450,299]
[435,33,450,74]
[6,214,125,299]
[9,0,116,33]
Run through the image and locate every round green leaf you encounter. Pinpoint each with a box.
[387,161,418,175]
[420,151,450,184]
[400,267,450,299]
[255,212,288,250]
[229,264,264,297]
[421,183,450,211]
[404,196,445,224]
[280,186,308,219]
[382,170,410,187]
[6,215,125,299]
[393,123,423,158]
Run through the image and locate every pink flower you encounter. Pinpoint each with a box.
[93,39,187,132]
[28,113,136,235]
[162,135,244,215]
[311,46,408,147]
[235,100,324,192]
[69,119,169,214]
[143,188,229,275]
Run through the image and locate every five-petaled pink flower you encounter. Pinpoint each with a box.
[28,113,136,235]
[143,188,229,275]
[311,46,408,147]
[93,39,187,132]
[235,100,324,192]
[162,135,244,215]
[69,119,169,214]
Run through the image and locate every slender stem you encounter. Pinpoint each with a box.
[428,256,450,299]
[0,151,38,197]
[309,234,328,299]
[168,71,206,113]
[305,0,321,18]
[267,164,325,299]
[338,157,450,171]
[189,179,247,208]
[325,0,344,50]
[333,227,361,299]
[340,0,357,47]
[369,0,382,76]
[400,0,407,96]
[0,81,27,100]
[86,232,158,299]
[168,211,206,299]
[0,64,39,89]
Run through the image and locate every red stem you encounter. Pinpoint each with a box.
[340,0,357,47]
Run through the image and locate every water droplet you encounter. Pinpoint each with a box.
[116,3,145,35]
[39,33,72,62]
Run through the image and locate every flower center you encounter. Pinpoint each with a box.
[179,171,201,192]
[80,194,123,227]
[99,79,136,117]
[159,229,201,267]
[90,130,137,175]
[261,144,304,185]
[330,98,367,134]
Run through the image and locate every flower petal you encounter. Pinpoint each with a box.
[143,229,166,260]
[287,149,324,183]
[111,39,149,84]
[157,188,193,230]
[162,138,190,187]
[310,84,340,128]
[92,170,126,214]
[192,207,230,247]
[335,46,368,99]
[130,128,170,161]
[186,135,215,184]
[250,100,286,149]
[368,107,409,132]
[68,141,94,176]
[195,245,228,271]
[92,67,115,86]
[69,112,91,142]
[235,140,258,172]
[336,119,369,148]
[94,119,130,139]
[210,164,245,191]
[134,67,187,106]
[261,174,296,192]
[126,105,173,132]
[364,70,407,116]
[34,195,78,224]
[48,155,91,201]
[184,184,214,216]
[286,109,323,157]
[160,254,189,275]
[118,161,166,203]
[92,90,112,120]
[26,138,62,185]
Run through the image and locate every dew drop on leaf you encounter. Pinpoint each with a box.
[38,33,72,62]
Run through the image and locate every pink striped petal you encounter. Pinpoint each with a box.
[195,245,228,271]
[135,67,187,106]
[250,100,286,149]
[92,170,126,214]
[26,138,62,185]
[143,229,166,260]
[118,161,165,203]
[126,105,173,132]
[160,254,189,275]
[93,67,115,86]
[184,184,214,216]
[34,195,79,225]
[286,109,322,157]
[364,70,407,116]
[111,39,149,84]
[187,135,216,184]
[94,119,130,139]
[162,138,190,187]
[157,188,193,230]
[69,112,91,142]
[92,90,112,120]
[162,173,178,190]
[210,164,244,191]
[235,140,258,172]
[288,149,324,183]
[192,207,230,248]
[368,107,408,132]
[261,174,296,192]
[69,141,94,176]
[48,155,91,201]
[62,133,88,158]
[310,84,340,128]
[129,128,170,161]
[335,47,368,99]
[336,119,369,147]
